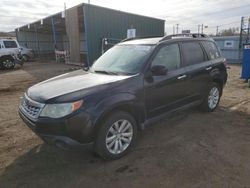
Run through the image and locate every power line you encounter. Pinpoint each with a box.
[159,3,250,33]
[155,1,250,18]
[167,20,241,30]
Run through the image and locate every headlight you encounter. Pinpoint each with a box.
[39,100,83,118]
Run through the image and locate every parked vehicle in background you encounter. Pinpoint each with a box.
[20,46,35,62]
[0,39,24,69]
[19,34,227,160]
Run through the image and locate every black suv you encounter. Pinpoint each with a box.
[19,34,227,160]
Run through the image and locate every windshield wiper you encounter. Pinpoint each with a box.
[94,70,118,75]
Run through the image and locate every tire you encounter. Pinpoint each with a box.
[0,59,3,70]
[200,82,221,112]
[95,111,137,160]
[23,55,30,62]
[1,57,15,70]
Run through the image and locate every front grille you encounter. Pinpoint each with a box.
[20,94,44,119]
[22,102,40,117]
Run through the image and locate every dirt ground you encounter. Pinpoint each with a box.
[0,62,250,188]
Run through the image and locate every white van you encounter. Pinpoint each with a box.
[0,39,22,69]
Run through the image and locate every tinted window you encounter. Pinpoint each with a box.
[202,41,221,60]
[181,42,205,66]
[151,43,181,71]
[3,41,17,48]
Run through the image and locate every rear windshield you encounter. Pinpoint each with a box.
[3,41,18,48]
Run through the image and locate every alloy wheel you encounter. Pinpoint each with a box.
[2,59,14,69]
[208,87,219,109]
[105,119,133,154]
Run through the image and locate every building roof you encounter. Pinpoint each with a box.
[16,3,164,31]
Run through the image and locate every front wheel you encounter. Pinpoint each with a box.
[1,57,15,69]
[95,111,137,160]
[200,83,221,112]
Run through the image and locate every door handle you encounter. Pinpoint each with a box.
[177,75,187,80]
[206,66,212,71]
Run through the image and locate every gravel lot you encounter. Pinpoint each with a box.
[0,62,250,188]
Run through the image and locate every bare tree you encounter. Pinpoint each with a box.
[220,27,239,36]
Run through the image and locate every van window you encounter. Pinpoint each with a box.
[151,43,181,71]
[202,41,221,60]
[3,41,18,48]
[181,42,205,66]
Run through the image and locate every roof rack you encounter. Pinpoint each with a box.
[121,37,136,42]
[121,35,163,43]
[160,33,209,42]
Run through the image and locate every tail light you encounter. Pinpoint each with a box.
[223,58,229,69]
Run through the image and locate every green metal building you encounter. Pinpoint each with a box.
[16,3,165,66]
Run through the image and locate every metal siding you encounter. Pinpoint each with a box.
[17,30,55,55]
[213,36,246,64]
[65,7,81,63]
[84,4,164,65]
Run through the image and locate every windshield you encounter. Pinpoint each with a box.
[3,41,17,48]
[91,45,153,75]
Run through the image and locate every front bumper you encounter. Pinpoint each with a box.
[19,109,94,150]
[40,135,93,150]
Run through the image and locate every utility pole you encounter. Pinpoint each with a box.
[216,26,219,36]
[198,25,200,34]
[176,24,179,34]
[239,17,244,59]
[201,24,204,34]
[173,25,175,34]
[247,18,250,43]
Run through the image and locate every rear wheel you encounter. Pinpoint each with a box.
[22,54,30,62]
[1,57,15,69]
[95,111,137,160]
[200,82,221,112]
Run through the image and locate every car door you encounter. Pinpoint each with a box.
[144,43,191,118]
[180,41,212,100]
[202,40,226,82]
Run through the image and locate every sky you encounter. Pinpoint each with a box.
[1,0,250,34]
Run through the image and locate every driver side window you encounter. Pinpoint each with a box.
[151,43,181,71]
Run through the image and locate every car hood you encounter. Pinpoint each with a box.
[27,69,132,103]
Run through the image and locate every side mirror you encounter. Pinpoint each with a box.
[151,65,167,76]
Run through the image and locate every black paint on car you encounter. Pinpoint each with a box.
[19,34,228,160]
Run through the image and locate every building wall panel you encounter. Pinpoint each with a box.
[84,4,165,65]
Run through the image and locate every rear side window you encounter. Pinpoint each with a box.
[3,41,17,48]
[202,41,221,60]
[151,43,181,71]
[181,42,205,66]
